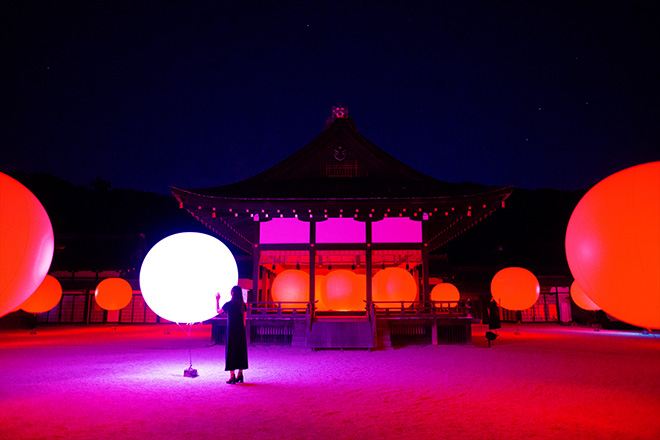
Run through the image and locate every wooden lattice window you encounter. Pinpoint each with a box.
[323,160,367,177]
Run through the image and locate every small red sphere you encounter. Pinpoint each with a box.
[431,283,460,303]
[95,278,133,311]
[490,267,540,311]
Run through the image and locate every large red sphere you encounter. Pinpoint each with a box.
[324,270,364,311]
[95,278,133,311]
[566,162,660,329]
[0,173,54,317]
[490,267,539,311]
[570,281,600,311]
[20,275,62,314]
[271,270,308,305]
[372,267,417,307]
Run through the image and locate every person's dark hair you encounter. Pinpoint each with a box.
[230,285,244,304]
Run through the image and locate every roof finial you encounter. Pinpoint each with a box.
[332,105,348,119]
[325,105,355,130]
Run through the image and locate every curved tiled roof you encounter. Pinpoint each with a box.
[171,111,512,254]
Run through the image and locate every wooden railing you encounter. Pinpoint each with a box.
[246,299,471,320]
[372,300,472,318]
[247,301,310,318]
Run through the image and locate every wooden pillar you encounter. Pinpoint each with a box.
[252,219,260,302]
[365,220,373,308]
[83,289,90,324]
[309,247,316,313]
[309,221,316,313]
[252,247,260,302]
[421,219,430,302]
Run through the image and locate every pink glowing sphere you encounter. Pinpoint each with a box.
[372,267,417,307]
[566,162,660,329]
[139,232,238,323]
[0,172,54,318]
[570,281,600,311]
[20,275,62,314]
[430,283,460,303]
[323,270,365,311]
[95,278,133,311]
[271,270,308,305]
[490,267,540,311]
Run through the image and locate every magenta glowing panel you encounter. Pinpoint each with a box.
[316,218,366,243]
[372,218,422,243]
[260,218,310,244]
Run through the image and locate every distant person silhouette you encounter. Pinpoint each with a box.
[486,296,501,345]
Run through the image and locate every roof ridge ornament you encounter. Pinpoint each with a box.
[324,105,354,129]
[332,106,348,118]
[334,145,347,162]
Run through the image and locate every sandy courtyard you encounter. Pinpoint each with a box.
[1,323,659,440]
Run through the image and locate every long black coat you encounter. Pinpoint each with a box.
[487,299,501,330]
[222,300,248,371]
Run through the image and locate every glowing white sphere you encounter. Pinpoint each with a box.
[139,232,238,323]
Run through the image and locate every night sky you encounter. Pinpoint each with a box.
[4,1,659,195]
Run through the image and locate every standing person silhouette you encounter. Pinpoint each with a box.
[216,286,248,384]
[486,296,501,345]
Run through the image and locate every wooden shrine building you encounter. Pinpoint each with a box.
[171,107,512,349]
